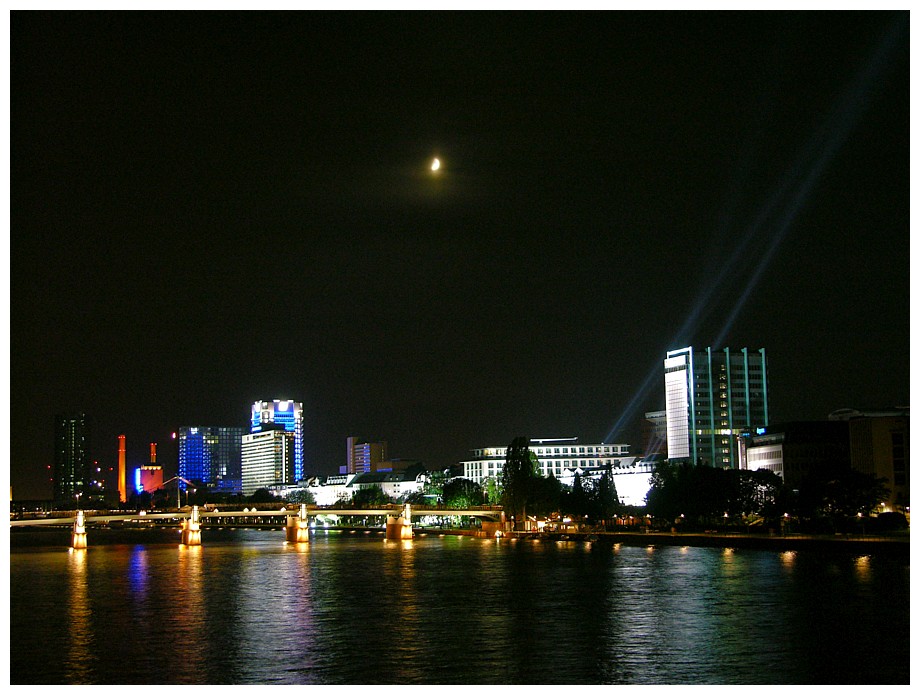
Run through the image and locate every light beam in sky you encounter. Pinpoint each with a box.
[602,15,906,449]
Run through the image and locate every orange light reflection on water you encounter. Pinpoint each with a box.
[65,549,94,683]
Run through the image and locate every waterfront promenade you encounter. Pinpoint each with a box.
[10,519,908,558]
[512,528,910,557]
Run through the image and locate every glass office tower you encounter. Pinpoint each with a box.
[53,413,91,504]
[665,346,769,467]
[177,426,245,493]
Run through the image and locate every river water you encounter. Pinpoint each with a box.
[9,529,909,684]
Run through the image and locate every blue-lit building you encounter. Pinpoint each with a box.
[177,426,245,493]
[251,400,305,482]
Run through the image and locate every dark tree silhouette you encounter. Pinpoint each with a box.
[285,488,316,505]
[350,485,393,507]
[500,437,539,528]
[442,478,484,507]
[248,488,275,503]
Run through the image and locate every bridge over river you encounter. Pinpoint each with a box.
[10,504,509,548]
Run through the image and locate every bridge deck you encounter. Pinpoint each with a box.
[11,505,504,527]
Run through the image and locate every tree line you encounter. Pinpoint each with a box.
[125,436,896,535]
[645,459,894,533]
[498,436,620,527]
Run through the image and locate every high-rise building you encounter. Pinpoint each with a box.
[346,437,389,474]
[664,346,769,467]
[53,413,90,504]
[829,408,910,510]
[251,400,305,481]
[177,426,245,493]
[241,425,295,495]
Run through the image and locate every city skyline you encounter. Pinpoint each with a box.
[12,12,909,498]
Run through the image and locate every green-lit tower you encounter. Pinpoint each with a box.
[53,412,91,504]
[664,347,769,467]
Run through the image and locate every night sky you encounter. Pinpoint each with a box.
[11,12,909,499]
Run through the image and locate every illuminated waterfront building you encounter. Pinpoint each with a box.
[664,346,769,467]
[272,470,428,506]
[178,426,245,493]
[830,408,910,510]
[251,400,305,481]
[461,438,632,478]
[461,438,653,505]
[462,438,633,481]
[52,413,91,504]
[741,408,909,511]
[242,424,295,495]
[346,437,389,474]
[741,420,849,482]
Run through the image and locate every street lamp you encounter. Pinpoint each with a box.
[161,476,196,510]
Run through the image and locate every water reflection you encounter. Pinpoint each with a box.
[391,539,422,681]
[172,545,205,681]
[64,549,95,683]
[127,548,149,596]
[10,532,910,685]
[614,546,717,683]
[780,550,797,570]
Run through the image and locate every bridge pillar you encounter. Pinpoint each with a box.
[386,505,413,540]
[180,505,201,546]
[71,510,88,549]
[285,504,310,543]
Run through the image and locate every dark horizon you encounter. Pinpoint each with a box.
[12,11,909,499]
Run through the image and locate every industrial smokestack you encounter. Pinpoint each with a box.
[118,435,127,504]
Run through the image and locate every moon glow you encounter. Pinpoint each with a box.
[431,157,441,171]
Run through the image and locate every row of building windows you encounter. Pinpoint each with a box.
[749,449,783,461]
[473,445,628,458]
[892,432,906,485]
[478,458,628,472]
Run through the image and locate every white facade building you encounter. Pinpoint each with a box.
[272,471,428,506]
[241,428,295,495]
[460,437,653,505]
[462,438,633,482]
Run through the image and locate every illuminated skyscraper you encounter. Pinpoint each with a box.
[251,400,305,481]
[52,413,90,504]
[177,426,245,493]
[664,346,769,467]
[241,425,295,495]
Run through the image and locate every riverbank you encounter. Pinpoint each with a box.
[11,523,909,558]
[511,528,910,557]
